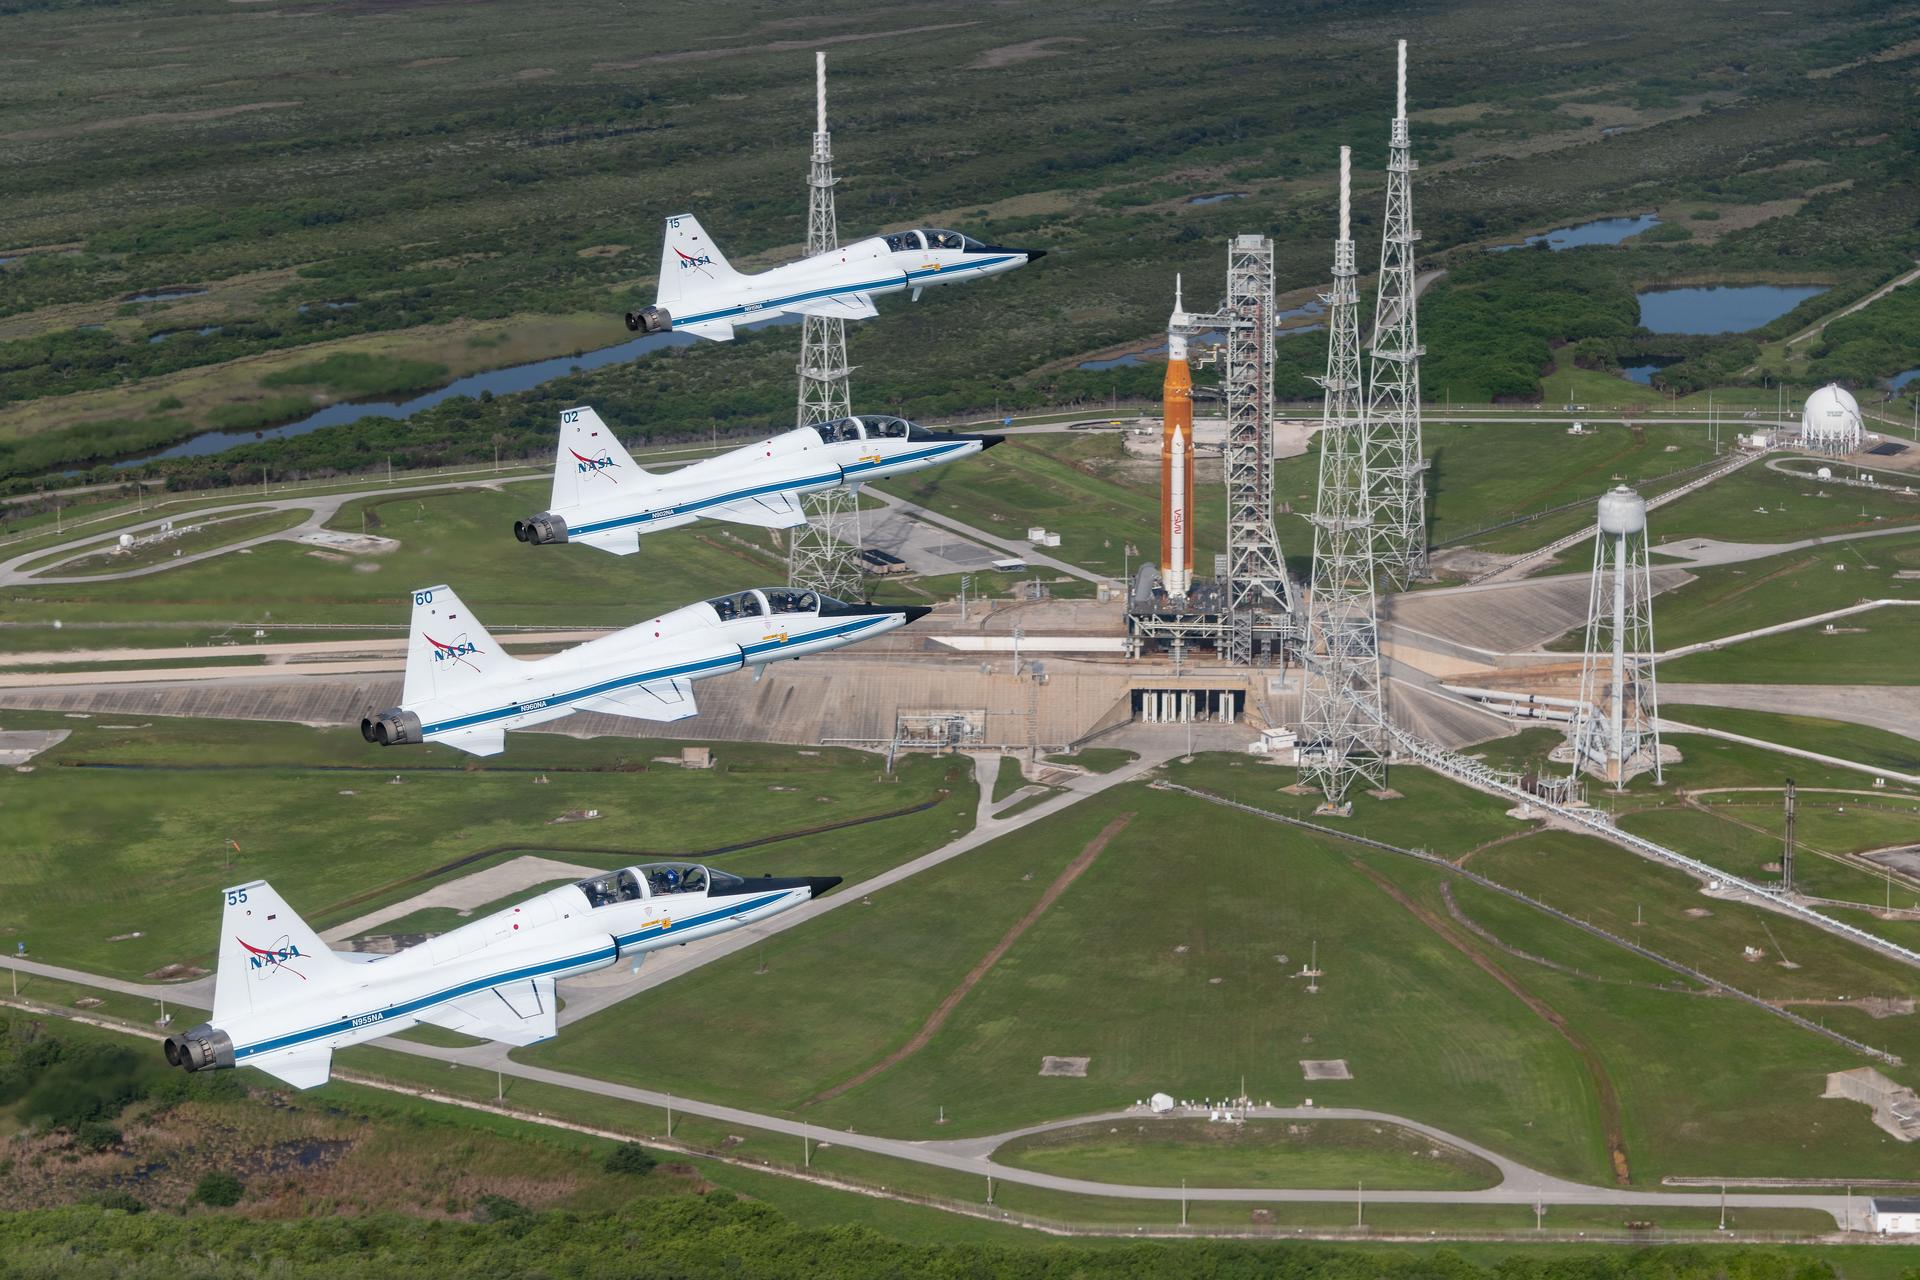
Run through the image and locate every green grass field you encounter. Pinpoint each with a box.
[1661,606,1920,685]
[994,1117,1500,1190]
[1654,463,1920,547]
[1660,705,1920,776]
[0,711,972,977]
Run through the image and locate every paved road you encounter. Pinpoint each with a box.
[1778,261,1920,353]
[0,472,532,588]
[864,490,1107,586]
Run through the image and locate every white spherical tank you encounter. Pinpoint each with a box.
[1801,383,1863,452]
[1596,484,1647,536]
[118,533,135,548]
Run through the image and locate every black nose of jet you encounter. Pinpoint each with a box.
[902,606,932,624]
[806,876,843,899]
[980,434,1006,450]
[1024,249,1046,261]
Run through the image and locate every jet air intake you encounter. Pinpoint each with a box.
[624,306,672,335]
[514,512,569,545]
[163,1024,235,1074]
[361,708,424,746]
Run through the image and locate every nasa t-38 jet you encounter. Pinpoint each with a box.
[164,864,839,1088]
[513,406,1001,555]
[623,213,1043,341]
[359,582,927,756]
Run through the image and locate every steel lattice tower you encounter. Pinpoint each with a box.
[1221,233,1292,664]
[787,52,863,602]
[1363,39,1429,590]
[1300,149,1386,805]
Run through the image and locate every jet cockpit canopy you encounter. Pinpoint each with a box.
[883,229,985,253]
[574,863,746,906]
[810,415,931,445]
[705,587,850,620]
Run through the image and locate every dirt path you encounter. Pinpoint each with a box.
[805,812,1134,1106]
[1452,828,1539,867]
[1353,861,1633,1186]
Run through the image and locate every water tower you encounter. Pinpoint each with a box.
[1568,485,1662,789]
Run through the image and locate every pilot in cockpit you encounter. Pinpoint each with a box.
[650,866,680,895]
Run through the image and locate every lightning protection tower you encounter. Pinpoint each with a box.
[1221,233,1292,664]
[1363,39,1429,589]
[788,51,864,603]
[1568,485,1662,789]
[1301,148,1385,808]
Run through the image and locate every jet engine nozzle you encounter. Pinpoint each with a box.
[514,513,569,545]
[624,306,672,335]
[163,1024,235,1073]
[361,708,424,746]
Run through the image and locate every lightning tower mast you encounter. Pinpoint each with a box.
[1364,39,1429,589]
[788,51,863,602]
[1300,148,1386,807]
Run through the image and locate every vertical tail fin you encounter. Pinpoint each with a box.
[403,584,513,704]
[657,213,744,310]
[212,880,345,1024]
[551,406,648,511]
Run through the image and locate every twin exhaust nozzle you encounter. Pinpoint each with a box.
[162,1025,234,1074]
[514,513,569,546]
[624,306,672,335]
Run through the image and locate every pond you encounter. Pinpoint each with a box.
[1890,368,1920,394]
[1621,360,1679,386]
[148,326,222,345]
[118,313,801,466]
[1490,214,1660,252]
[127,287,208,302]
[1635,284,1829,335]
[1187,192,1246,206]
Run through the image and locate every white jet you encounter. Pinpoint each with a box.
[360,582,927,756]
[513,406,1001,555]
[163,864,840,1089]
[623,214,1043,341]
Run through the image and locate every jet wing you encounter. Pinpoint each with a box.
[789,292,878,321]
[252,1047,334,1090]
[576,677,698,722]
[437,726,507,757]
[706,490,808,530]
[418,977,556,1047]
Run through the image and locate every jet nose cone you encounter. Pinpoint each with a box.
[902,606,932,625]
[980,434,1006,450]
[806,876,844,899]
[1024,248,1047,262]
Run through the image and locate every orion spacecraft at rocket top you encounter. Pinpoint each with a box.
[1160,275,1196,600]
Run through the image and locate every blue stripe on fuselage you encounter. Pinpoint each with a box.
[675,258,1015,328]
[231,893,791,1064]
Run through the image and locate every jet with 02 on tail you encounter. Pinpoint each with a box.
[624,213,1043,341]
[514,406,1001,555]
[164,865,840,1089]
[360,583,927,756]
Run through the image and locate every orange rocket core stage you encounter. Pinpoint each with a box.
[1159,347,1194,593]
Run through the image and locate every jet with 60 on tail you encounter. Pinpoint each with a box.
[361,582,926,756]
[514,406,1000,555]
[624,214,1042,341]
[164,864,838,1089]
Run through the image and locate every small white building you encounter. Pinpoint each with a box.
[1871,1197,1920,1234]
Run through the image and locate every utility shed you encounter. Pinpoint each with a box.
[1872,1198,1920,1234]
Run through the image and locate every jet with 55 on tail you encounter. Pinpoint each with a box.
[513,406,1001,555]
[164,865,839,1089]
[360,583,927,756]
[624,213,1043,341]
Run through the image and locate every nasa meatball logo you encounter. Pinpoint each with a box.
[424,632,482,671]
[673,246,716,277]
[569,447,621,483]
[238,936,308,983]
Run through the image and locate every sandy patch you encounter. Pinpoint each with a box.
[593,22,978,70]
[1410,102,1493,124]
[6,101,299,142]
[1301,1059,1352,1080]
[515,67,556,80]
[968,37,1085,70]
[405,56,459,68]
[1040,1056,1090,1077]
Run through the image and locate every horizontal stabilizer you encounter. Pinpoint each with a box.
[707,491,808,530]
[576,678,698,723]
[418,977,556,1047]
[574,527,641,556]
[253,1047,333,1090]
[437,726,506,757]
[789,292,878,321]
[679,317,737,342]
